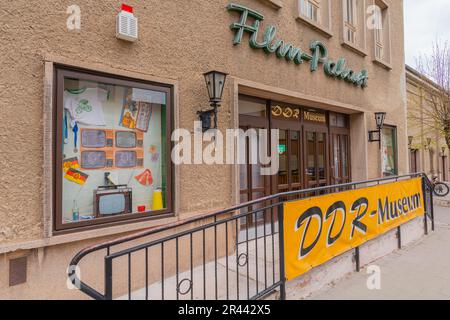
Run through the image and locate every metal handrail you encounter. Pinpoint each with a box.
[68,173,433,300]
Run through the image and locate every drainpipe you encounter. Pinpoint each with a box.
[420,87,426,176]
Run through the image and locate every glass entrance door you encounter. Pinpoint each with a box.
[239,96,351,201]
[304,130,329,189]
[239,124,271,228]
[238,96,270,228]
[331,133,350,185]
[277,129,303,194]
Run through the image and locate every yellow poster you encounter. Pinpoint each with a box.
[283,178,425,281]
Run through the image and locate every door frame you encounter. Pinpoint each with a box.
[239,98,271,227]
[270,116,303,195]
[303,123,331,189]
[239,115,271,201]
[410,148,418,174]
[237,95,352,201]
[329,126,352,185]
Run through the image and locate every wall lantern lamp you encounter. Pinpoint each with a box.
[368,112,387,148]
[441,146,447,157]
[197,71,229,132]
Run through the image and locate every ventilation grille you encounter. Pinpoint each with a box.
[9,257,27,287]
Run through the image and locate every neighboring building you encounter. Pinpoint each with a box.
[406,65,449,181]
[0,0,409,299]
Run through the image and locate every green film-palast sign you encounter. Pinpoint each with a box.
[227,3,369,88]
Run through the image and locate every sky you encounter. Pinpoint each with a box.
[404,0,450,68]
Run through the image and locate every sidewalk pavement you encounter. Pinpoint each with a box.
[434,182,450,206]
[310,205,450,300]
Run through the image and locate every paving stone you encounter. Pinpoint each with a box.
[311,206,450,300]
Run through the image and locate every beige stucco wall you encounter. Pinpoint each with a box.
[0,0,407,299]
[406,69,450,180]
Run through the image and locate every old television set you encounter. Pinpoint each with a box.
[116,130,144,148]
[94,185,133,217]
[81,129,114,170]
[115,150,144,168]
[81,129,114,148]
[81,151,112,169]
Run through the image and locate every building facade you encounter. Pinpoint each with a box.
[406,66,450,181]
[0,0,408,299]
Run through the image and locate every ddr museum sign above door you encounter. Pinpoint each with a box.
[303,110,327,123]
[227,3,369,88]
[283,178,425,280]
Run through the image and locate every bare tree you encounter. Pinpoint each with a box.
[412,41,450,150]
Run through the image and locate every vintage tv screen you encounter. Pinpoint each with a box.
[116,131,137,148]
[115,151,137,168]
[98,193,126,215]
[81,129,107,148]
[81,151,107,169]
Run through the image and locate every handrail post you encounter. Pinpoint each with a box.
[105,257,113,300]
[422,177,429,235]
[278,203,286,300]
[430,186,435,232]
[354,247,360,272]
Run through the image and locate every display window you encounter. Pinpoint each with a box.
[381,126,398,177]
[55,67,173,232]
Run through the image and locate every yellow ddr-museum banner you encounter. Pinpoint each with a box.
[283,178,425,281]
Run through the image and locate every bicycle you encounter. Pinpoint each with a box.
[432,176,450,197]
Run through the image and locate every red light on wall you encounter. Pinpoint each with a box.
[121,4,133,13]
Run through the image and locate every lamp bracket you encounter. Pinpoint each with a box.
[368,130,382,149]
[198,105,219,132]
[368,130,381,142]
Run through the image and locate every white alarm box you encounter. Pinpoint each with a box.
[116,5,138,42]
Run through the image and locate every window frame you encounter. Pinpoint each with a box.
[372,0,392,69]
[297,0,333,38]
[344,0,357,44]
[53,65,174,233]
[381,125,398,177]
[341,0,367,56]
[300,0,320,23]
[374,10,383,60]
